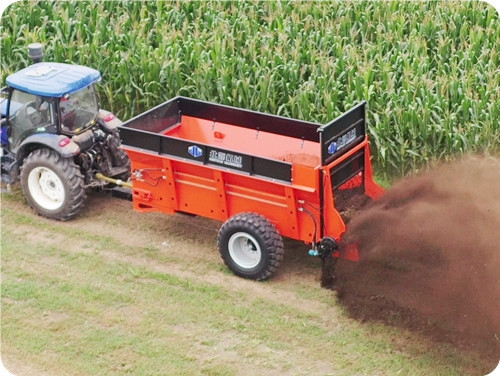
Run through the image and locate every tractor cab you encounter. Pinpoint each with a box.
[1,44,130,216]
[1,61,101,153]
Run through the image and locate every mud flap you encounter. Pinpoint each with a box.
[321,256,337,290]
[317,237,339,290]
[319,238,359,289]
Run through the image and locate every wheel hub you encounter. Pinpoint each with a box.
[38,169,64,201]
[228,232,262,269]
[28,166,65,210]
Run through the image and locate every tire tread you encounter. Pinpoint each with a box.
[218,212,284,280]
[20,148,86,221]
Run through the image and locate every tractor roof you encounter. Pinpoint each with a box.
[6,62,101,97]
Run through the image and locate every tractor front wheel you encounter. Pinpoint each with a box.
[20,148,86,221]
[218,213,284,281]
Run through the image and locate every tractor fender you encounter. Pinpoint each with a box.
[16,133,80,162]
[97,109,122,132]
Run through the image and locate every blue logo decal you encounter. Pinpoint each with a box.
[328,142,337,154]
[188,145,203,158]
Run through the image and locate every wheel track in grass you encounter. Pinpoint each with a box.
[2,205,339,324]
[1,189,343,325]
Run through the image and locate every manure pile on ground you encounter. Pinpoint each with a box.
[335,156,500,363]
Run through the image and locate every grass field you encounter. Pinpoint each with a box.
[1,189,495,376]
[1,0,499,176]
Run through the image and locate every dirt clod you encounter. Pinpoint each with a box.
[335,155,500,364]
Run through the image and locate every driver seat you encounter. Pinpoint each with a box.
[9,104,36,147]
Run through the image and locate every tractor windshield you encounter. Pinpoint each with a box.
[59,84,99,134]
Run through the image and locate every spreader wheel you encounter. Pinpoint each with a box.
[218,212,284,281]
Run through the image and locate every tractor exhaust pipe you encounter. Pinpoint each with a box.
[28,43,44,63]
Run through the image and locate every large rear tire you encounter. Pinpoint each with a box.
[20,148,86,221]
[218,212,284,281]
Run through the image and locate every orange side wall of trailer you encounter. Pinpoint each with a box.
[125,149,323,244]
[123,114,383,247]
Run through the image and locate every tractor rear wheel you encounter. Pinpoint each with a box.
[218,212,284,280]
[20,148,85,221]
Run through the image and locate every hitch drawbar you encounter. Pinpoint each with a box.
[95,173,133,201]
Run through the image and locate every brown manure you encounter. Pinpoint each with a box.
[335,155,500,364]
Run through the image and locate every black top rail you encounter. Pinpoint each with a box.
[119,126,293,183]
[119,97,368,181]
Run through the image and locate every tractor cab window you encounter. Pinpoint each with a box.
[8,89,52,146]
[59,85,99,134]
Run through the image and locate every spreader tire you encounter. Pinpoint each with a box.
[20,148,86,221]
[218,212,284,281]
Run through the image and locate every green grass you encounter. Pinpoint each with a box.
[1,0,499,177]
[1,192,493,376]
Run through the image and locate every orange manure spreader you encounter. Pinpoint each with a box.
[119,97,383,281]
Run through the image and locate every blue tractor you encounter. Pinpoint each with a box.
[1,44,130,220]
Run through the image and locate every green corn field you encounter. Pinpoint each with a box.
[1,0,499,177]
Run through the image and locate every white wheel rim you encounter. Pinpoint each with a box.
[228,232,262,269]
[27,167,65,210]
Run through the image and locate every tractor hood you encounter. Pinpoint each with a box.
[6,62,101,97]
